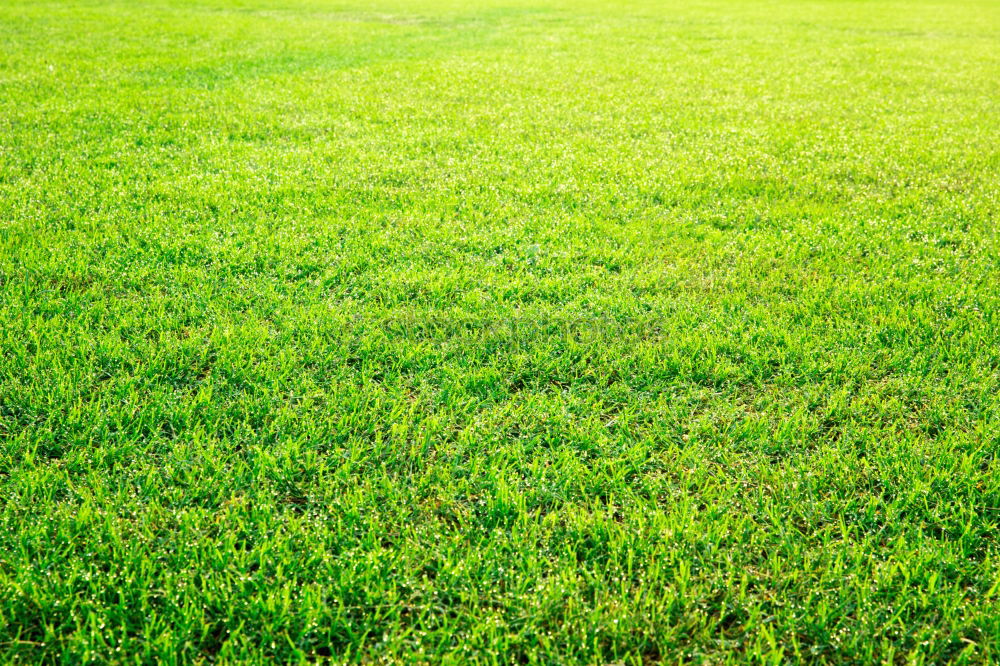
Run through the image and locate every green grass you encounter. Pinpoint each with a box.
[2,0,1000,662]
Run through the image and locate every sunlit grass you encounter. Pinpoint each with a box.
[2,0,999,662]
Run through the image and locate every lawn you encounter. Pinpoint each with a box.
[1,0,999,662]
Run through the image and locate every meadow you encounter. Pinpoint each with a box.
[1,0,999,662]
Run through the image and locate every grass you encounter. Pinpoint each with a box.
[1,0,1000,662]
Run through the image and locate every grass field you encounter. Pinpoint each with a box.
[2,0,1000,662]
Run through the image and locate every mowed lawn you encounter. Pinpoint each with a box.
[2,0,1000,662]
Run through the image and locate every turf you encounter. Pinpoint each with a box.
[2,0,1000,662]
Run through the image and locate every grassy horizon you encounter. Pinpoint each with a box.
[2,0,1000,662]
